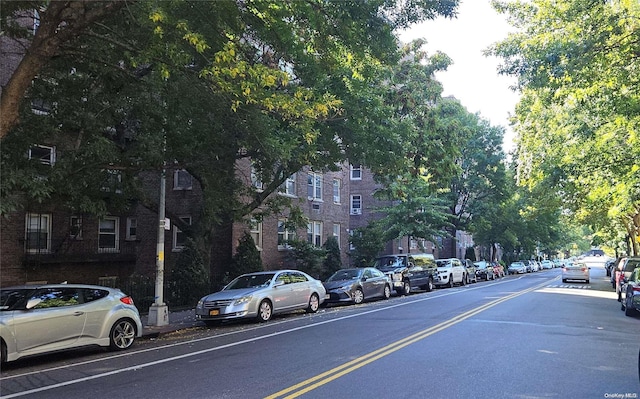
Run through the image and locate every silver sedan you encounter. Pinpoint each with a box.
[0,284,142,363]
[195,270,326,325]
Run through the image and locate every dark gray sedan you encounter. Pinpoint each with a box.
[323,268,391,305]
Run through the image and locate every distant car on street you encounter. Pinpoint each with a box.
[508,262,527,274]
[474,261,495,281]
[323,268,391,305]
[562,262,590,283]
[621,267,640,317]
[0,284,142,363]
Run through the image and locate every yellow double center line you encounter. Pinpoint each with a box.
[265,281,547,399]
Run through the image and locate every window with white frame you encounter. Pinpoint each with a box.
[332,178,341,204]
[410,238,418,250]
[98,217,119,252]
[333,223,340,248]
[70,216,82,239]
[250,219,263,250]
[279,173,296,196]
[350,195,362,215]
[28,145,55,165]
[277,219,296,250]
[173,216,192,251]
[307,172,323,200]
[350,165,362,180]
[126,217,137,241]
[173,169,193,190]
[25,213,51,253]
[307,221,322,247]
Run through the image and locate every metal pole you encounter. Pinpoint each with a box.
[148,166,168,326]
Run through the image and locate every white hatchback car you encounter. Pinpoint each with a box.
[562,262,590,283]
[0,284,142,363]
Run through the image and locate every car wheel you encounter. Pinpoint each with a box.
[353,288,365,304]
[307,293,320,313]
[402,281,411,295]
[109,318,137,351]
[423,278,434,292]
[383,285,391,299]
[1,339,6,364]
[625,296,636,317]
[258,300,273,322]
[448,275,454,288]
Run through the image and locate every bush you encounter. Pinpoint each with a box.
[228,231,263,278]
[322,236,342,280]
[284,240,326,279]
[168,239,210,307]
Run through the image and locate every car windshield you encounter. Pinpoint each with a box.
[327,269,362,282]
[435,260,451,268]
[374,256,406,269]
[0,288,31,311]
[225,273,276,290]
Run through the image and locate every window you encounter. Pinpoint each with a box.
[350,165,362,180]
[307,221,322,247]
[70,216,82,239]
[31,288,79,309]
[25,213,51,253]
[173,169,192,190]
[307,172,323,200]
[249,219,263,250]
[28,145,55,165]
[333,223,340,248]
[251,163,263,191]
[173,216,192,251]
[98,217,119,252]
[350,195,362,215]
[332,178,341,204]
[101,169,122,194]
[277,219,296,250]
[126,217,137,241]
[279,174,296,196]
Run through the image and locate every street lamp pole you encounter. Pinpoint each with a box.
[148,165,168,326]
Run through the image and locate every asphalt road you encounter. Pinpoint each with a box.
[1,266,638,399]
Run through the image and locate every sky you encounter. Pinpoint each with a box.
[398,1,521,153]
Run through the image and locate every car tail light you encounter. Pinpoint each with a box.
[120,296,135,305]
[632,286,640,293]
[581,267,587,272]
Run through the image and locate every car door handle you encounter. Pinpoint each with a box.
[73,311,84,316]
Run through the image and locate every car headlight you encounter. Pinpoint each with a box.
[339,284,353,291]
[233,295,252,305]
[196,299,204,309]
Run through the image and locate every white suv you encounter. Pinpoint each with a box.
[434,258,467,288]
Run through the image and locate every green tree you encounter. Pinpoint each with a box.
[169,239,210,307]
[490,0,640,255]
[229,232,264,279]
[349,221,388,267]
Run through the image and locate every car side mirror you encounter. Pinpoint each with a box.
[25,298,42,310]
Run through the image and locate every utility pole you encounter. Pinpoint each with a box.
[148,166,168,326]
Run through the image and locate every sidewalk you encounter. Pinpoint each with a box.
[140,308,203,338]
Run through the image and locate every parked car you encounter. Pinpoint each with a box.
[620,267,640,317]
[373,253,436,295]
[616,258,640,301]
[195,270,325,325]
[323,268,391,305]
[605,258,616,277]
[540,260,554,270]
[464,259,478,283]
[0,284,142,363]
[474,261,495,281]
[434,258,466,288]
[562,262,590,283]
[491,261,505,278]
[508,262,527,274]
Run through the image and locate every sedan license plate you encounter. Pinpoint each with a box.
[209,309,220,316]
